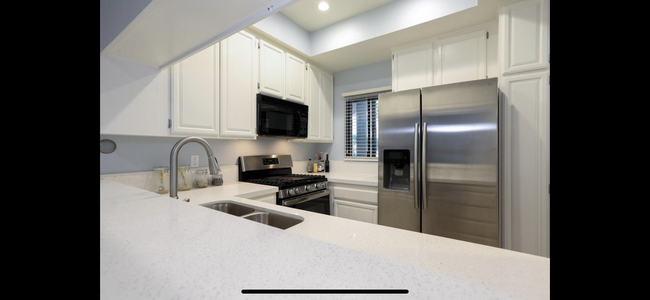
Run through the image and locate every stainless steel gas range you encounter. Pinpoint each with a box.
[238,154,330,215]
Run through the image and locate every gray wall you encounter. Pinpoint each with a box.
[100,135,330,174]
[100,0,152,52]
[330,59,392,161]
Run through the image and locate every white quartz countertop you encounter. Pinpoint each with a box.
[100,180,549,299]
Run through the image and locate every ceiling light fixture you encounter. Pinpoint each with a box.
[318,1,329,11]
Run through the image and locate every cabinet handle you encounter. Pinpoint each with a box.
[414,123,419,209]
[421,122,427,210]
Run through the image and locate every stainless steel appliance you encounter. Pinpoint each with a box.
[257,94,308,138]
[378,78,500,247]
[238,154,330,215]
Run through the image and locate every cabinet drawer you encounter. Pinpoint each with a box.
[333,199,378,224]
[331,186,377,205]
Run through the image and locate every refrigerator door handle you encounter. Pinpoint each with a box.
[414,123,419,209]
[422,122,427,210]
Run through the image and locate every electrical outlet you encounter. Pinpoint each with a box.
[190,155,199,167]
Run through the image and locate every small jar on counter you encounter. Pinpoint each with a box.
[193,169,209,188]
[177,165,193,191]
[209,173,223,186]
[152,166,170,194]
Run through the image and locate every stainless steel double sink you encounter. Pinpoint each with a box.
[200,200,304,230]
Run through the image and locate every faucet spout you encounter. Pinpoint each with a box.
[169,136,220,199]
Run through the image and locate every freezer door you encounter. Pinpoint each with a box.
[420,78,500,247]
[377,88,421,232]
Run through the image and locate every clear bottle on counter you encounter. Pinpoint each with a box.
[307,159,313,173]
[152,166,170,194]
[177,165,193,191]
[193,169,209,188]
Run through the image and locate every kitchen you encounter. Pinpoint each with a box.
[100,0,550,298]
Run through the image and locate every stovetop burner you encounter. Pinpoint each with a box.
[245,174,326,188]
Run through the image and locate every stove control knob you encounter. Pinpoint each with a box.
[295,187,302,194]
[305,185,313,191]
[288,188,297,196]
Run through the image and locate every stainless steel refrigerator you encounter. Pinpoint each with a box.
[378,78,500,247]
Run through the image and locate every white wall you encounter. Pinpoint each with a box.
[100,0,152,52]
[252,12,311,56]
[310,0,476,55]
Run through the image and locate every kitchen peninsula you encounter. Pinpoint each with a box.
[100,179,549,299]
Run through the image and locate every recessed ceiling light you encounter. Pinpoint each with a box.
[318,1,329,11]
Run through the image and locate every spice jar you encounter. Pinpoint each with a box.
[177,165,193,191]
[152,166,170,194]
[209,173,223,186]
[194,169,209,188]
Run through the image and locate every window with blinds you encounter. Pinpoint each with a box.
[345,92,382,159]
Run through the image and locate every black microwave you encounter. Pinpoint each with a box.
[257,94,308,138]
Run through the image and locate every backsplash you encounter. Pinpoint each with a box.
[100,160,377,192]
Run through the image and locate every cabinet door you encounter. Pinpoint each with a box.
[333,199,378,224]
[392,41,433,91]
[285,53,306,103]
[306,64,322,140]
[320,71,333,141]
[502,71,550,257]
[170,45,219,136]
[434,29,487,85]
[220,31,258,139]
[500,0,549,75]
[259,39,285,98]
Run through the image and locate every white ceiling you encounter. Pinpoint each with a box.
[274,0,499,73]
[280,0,394,32]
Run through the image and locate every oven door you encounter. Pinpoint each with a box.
[281,189,331,215]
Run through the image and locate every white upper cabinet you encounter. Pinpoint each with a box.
[170,44,220,136]
[392,23,495,90]
[320,72,333,141]
[500,0,549,74]
[219,30,258,139]
[285,53,306,103]
[434,29,487,85]
[392,41,433,92]
[259,39,285,98]
[307,64,322,140]
[304,64,333,143]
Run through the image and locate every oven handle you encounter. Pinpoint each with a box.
[282,190,331,206]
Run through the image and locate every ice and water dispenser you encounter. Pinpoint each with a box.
[383,150,410,191]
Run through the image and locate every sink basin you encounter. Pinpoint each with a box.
[200,200,304,230]
[201,202,255,216]
[242,211,304,230]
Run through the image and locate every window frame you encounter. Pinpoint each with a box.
[343,86,391,161]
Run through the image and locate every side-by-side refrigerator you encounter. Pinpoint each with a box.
[377,78,500,247]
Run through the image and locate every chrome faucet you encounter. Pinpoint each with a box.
[169,136,221,200]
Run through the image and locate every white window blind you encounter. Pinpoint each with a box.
[345,92,382,159]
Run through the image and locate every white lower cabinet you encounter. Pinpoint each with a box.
[333,200,378,224]
[330,182,378,224]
